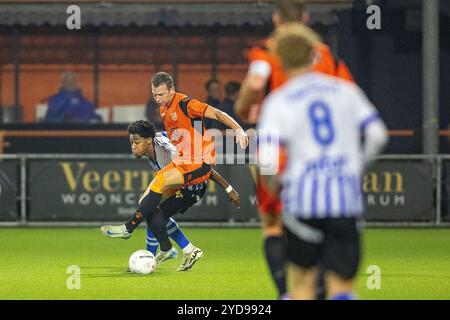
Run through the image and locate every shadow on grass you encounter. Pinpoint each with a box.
[78,266,126,271]
[78,265,175,278]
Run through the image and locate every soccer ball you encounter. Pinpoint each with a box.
[128,250,156,274]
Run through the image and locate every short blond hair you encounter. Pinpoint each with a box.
[273,23,320,71]
[275,0,306,23]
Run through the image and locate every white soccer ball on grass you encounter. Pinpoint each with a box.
[128,250,156,274]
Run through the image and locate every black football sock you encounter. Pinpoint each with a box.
[125,191,162,233]
[125,211,144,233]
[149,208,172,252]
[316,267,327,300]
[264,236,287,298]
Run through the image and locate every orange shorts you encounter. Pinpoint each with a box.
[257,175,283,216]
[160,161,213,188]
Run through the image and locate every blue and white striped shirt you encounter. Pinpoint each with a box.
[258,72,386,219]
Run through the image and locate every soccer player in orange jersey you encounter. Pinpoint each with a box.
[102,72,248,265]
[234,0,355,299]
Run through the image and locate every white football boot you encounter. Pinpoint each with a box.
[155,247,178,266]
[177,247,203,271]
[100,224,131,239]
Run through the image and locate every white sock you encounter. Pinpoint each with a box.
[182,243,195,254]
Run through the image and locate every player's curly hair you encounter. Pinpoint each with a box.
[127,120,156,139]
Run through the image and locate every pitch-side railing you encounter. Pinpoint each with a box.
[0,154,449,227]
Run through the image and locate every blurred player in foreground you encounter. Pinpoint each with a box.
[234,0,355,299]
[258,24,388,299]
[102,72,248,266]
[104,120,240,271]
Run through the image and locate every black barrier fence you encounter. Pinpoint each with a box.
[0,159,19,221]
[444,161,450,222]
[28,159,258,222]
[0,155,449,225]
[363,159,435,222]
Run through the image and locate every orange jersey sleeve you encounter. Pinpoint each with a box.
[248,47,273,66]
[313,43,336,75]
[335,60,355,83]
[313,43,355,83]
[187,99,208,119]
[248,39,287,91]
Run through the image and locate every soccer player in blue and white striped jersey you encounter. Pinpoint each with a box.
[257,24,388,299]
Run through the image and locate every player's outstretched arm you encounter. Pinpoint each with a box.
[209,169,240,208]
[260,174,282,197]
[203,105,249,149]
[362,119,389,166]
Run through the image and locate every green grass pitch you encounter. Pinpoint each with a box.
[0,227,449,299]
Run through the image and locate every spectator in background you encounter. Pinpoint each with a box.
[205,78,221,107]
[204,79,221,129]
[44,71,102,123]
[145,96,164,131]
[224,81,251,129]
[214,81,245,131]
[222,81,240,119]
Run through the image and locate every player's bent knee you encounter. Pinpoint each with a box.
[263,225,283,238]
[288,264,318,300]
[260,214,283,236]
